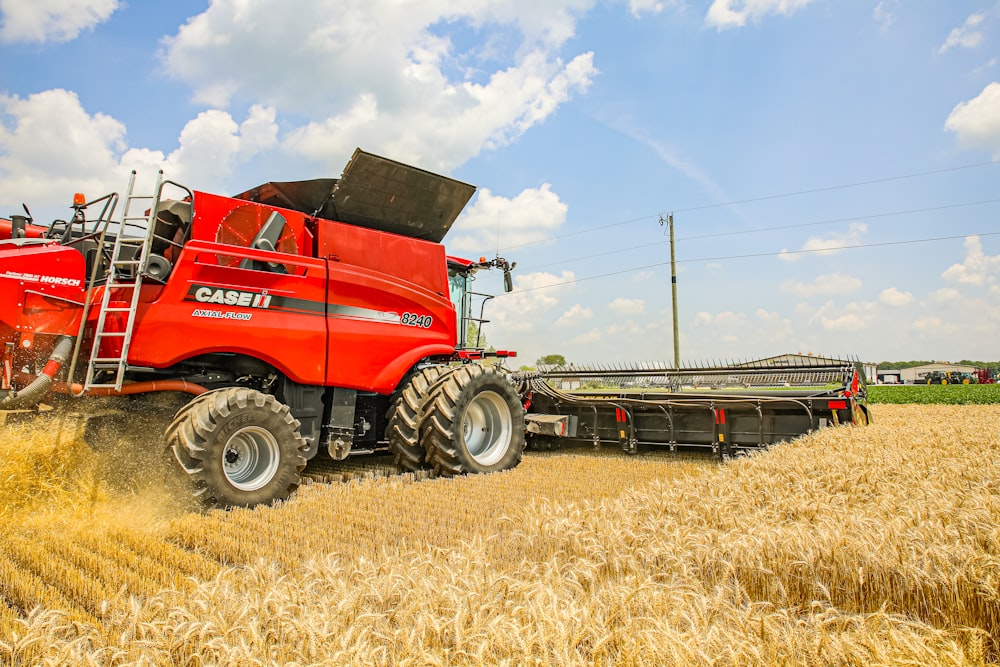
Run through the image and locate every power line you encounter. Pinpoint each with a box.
[671,160,1000,213]
[500,214,655,250]
[515,197,1000,273]
[678,198,1000,242]
[501,230,1000,295]
[496,158,1000,252]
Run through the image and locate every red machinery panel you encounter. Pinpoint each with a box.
[2,187,462,396]
[316,219,456,393]
[0,242,85,343]
[188,191,314,258]
[0,218,47,240]
[125,240,329,386]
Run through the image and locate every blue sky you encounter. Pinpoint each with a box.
[1,1,999,366]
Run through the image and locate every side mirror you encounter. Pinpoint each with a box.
[501,259,516,293]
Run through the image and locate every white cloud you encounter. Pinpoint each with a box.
[942,235,1000,286]
[692,310,747,327]
[0,89,126,207]
[780,272,862,297]
[928,287,961,303]
[608,297,645,315]
[570,318,647,346]
[939,12,985,54]
[778,222,868,261]
[121,106,279,195]
[755,308,794,340]
[489,270,575,334]
[820,312,868,332]
[945,83,1000,158]
[691,310,750,345]
[912,316,943,331]
[627,0,666,16]
[606,321,643,335]
[705,0,816,29]
[571,329,602,345]
[633,270,656,283]
[162,0,598,173]
[556,303,593,326]
[879,287,913,307]
[0,0,119,43]
[179,106,278,184]
[450,183,568,254]
[873,1,895,31]
[690,308,798,351]
[812,300,874,333]
[0,90,278,215]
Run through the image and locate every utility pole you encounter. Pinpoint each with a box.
[659,213,680,368]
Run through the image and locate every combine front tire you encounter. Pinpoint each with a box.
[165,387,307,509]
[386,366,450,472]
[422,366,525,476]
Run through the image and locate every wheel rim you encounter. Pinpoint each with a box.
[461,390,512,466]
[222,426,280,491]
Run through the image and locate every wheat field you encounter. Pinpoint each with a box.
[0,403,997,665]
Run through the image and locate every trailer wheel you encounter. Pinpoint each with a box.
[422,365,525,476]
[165,387,307,509]
[386,366,451,472]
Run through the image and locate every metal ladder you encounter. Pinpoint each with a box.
[83,171,164,391]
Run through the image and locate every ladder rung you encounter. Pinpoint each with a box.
[81,173,162,391]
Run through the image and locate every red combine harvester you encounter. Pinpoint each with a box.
[0,150,523,508]
[975,367,997,384]
[1,149,870,510]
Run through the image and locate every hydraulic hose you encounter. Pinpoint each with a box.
[57,379,209,397]
[3,337,209,410]
[11,373,209,399]
[0,335,74,409]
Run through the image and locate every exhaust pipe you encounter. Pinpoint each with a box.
[0,335,75,410]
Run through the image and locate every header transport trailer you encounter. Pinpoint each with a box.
[518,359,870,458]
[1,149,869,509]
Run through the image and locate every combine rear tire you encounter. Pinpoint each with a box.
[165,387,307,509]
[386,366,450,472]
[422,365,525,476]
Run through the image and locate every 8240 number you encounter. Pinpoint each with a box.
[400,312,433,328]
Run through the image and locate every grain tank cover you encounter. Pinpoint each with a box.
[232,149,476,243]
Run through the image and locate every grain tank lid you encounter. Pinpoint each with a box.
[231,149,477,244]
[232,178,339,219]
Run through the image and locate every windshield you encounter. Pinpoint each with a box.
[448,268,469,348]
